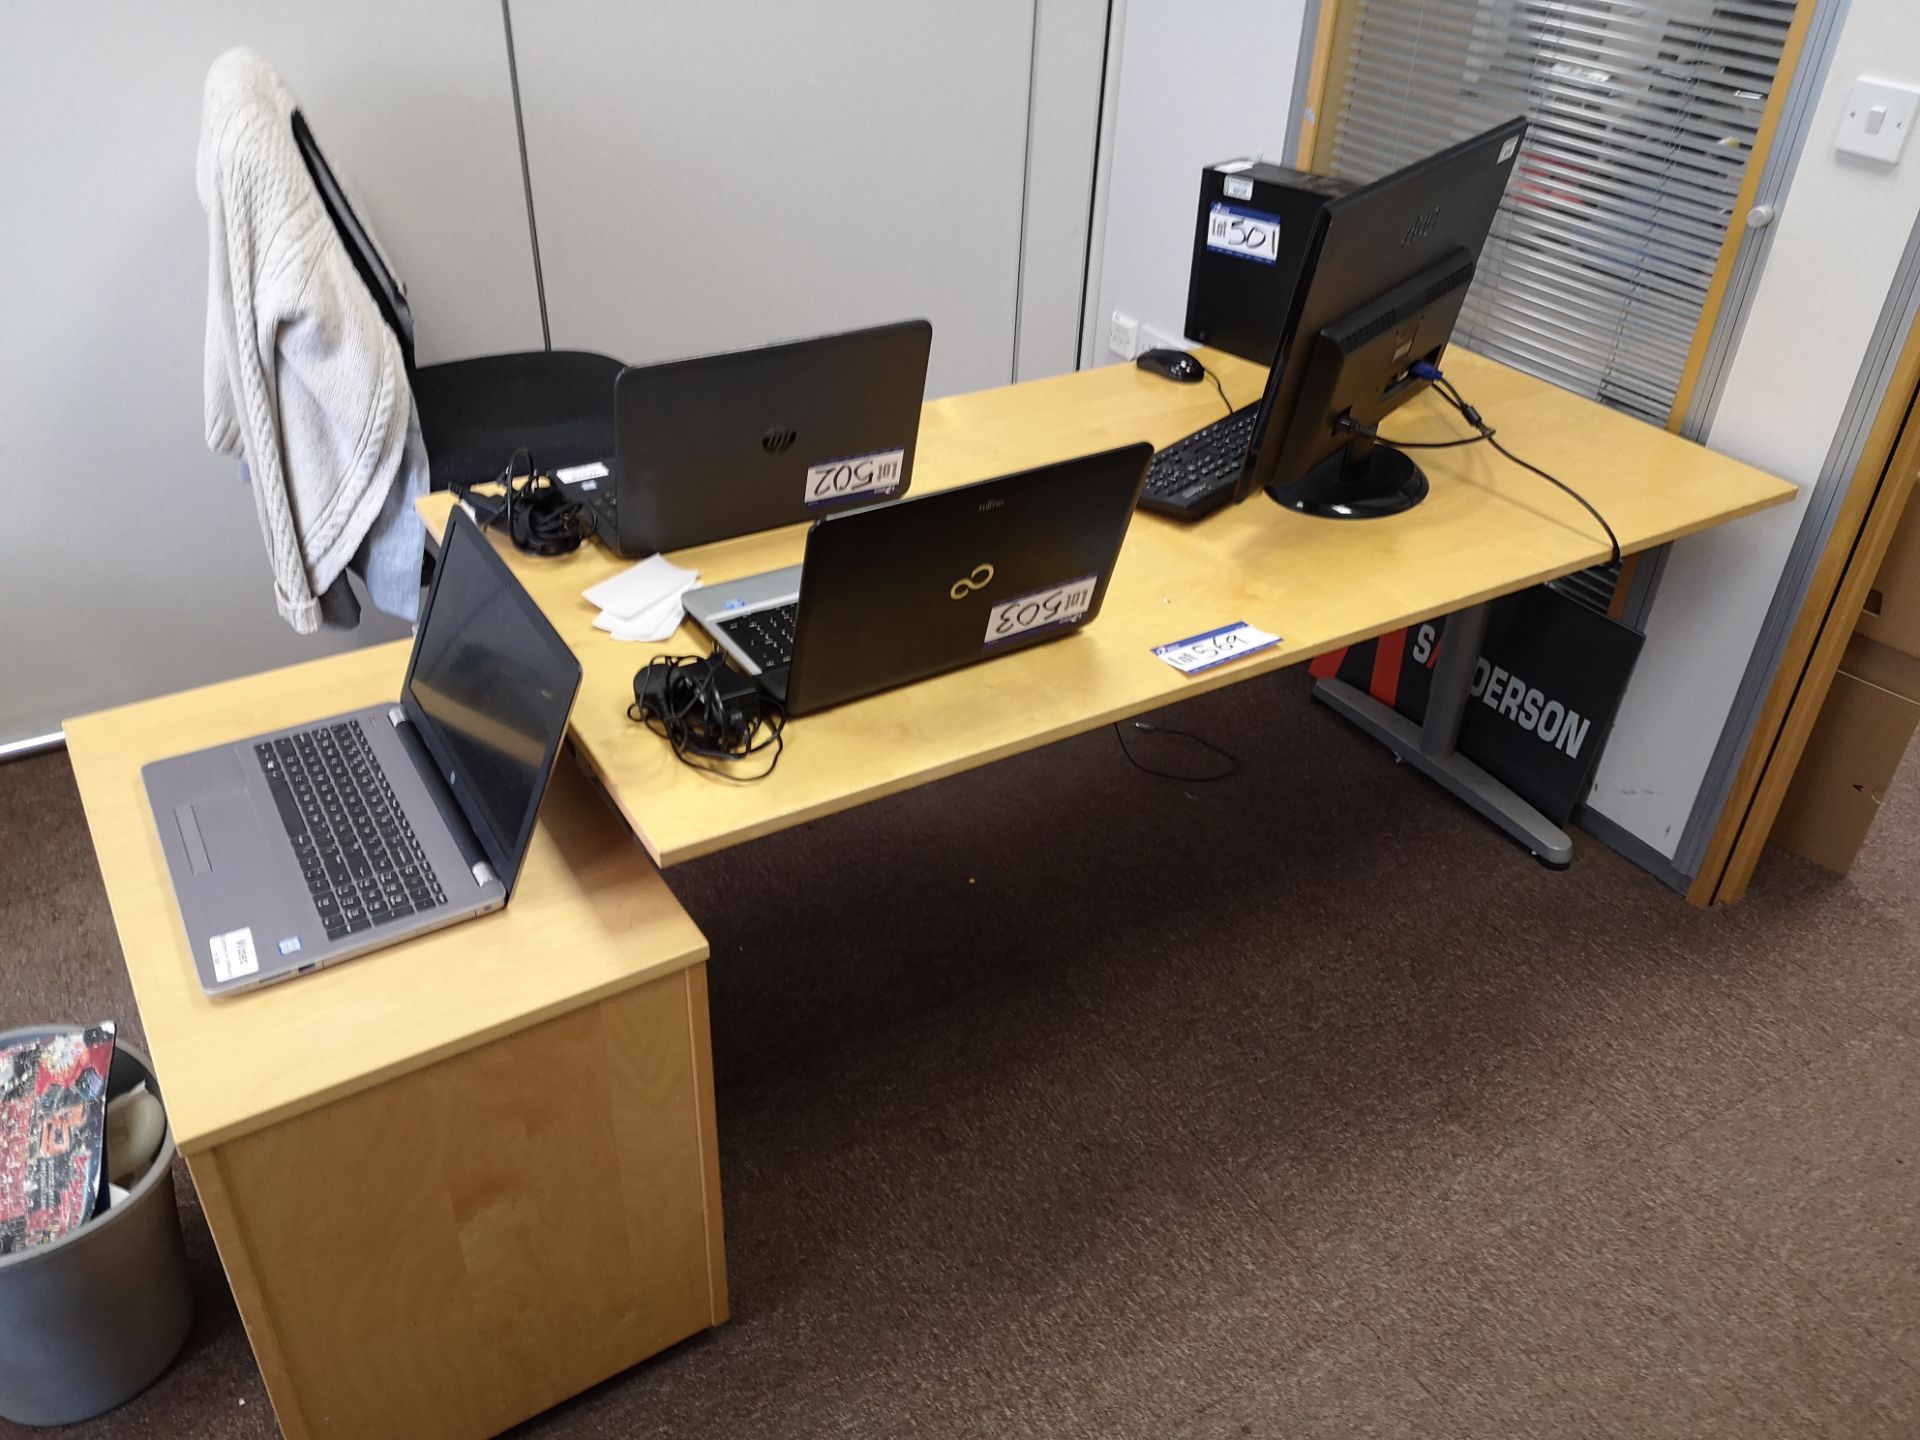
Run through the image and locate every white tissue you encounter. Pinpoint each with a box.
[582,554,700,620]
[593,589,694,642]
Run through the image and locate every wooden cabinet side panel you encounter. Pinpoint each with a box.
[685,962,729,1323]
[188,1146,319,1440]
[208,970,721,1439]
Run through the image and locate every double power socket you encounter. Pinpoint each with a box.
[1108,310,1187,362]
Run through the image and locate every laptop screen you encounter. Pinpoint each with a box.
[402,510,581,893]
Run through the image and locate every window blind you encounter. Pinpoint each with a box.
[1321,0,1797,430]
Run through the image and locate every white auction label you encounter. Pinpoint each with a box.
[1153,621,1282,675]
[1205,203,1281,265]
[804,448,906,506]
[554,460,610,483]
[983,575,1098,647]
[209,926,260,982]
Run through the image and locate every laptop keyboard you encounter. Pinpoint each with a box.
[254,720,447,943]
[717,603,798,672]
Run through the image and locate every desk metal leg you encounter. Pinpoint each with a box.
[1311,601,1574,869]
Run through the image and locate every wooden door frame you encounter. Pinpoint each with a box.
[1687,323,1920,905]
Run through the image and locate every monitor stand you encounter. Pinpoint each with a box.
[1267,435,1428,519]
[1309,600,1575,869]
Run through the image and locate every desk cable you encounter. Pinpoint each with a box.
[1198,361,1235,419]
[1344,362,1622,569]
[1112,720,1240,783]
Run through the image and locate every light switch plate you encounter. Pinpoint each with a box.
[1836,77,1920,164]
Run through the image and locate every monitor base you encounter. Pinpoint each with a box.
[1266,441,1428,519]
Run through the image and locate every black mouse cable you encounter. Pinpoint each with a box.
[1199,362,1234,418]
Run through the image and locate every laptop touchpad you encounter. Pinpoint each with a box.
[186,791,264,875]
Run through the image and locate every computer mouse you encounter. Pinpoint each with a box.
[1136,348,1205,384]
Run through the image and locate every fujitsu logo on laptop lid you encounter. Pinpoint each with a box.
[949,564,994,599]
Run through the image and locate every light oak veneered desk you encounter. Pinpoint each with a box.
[61,349,1794,1439]
[64,643,725,1440]
[419,348,1796,867]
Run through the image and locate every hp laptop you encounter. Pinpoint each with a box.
[681,444,1152,715]
[571,319,934,558]
[143,507,582,996]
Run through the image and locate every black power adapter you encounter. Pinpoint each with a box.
[630,653,785,779]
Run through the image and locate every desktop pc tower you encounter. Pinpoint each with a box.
[1184,160,1354,366]
[1149,119,1526,524]
[1233,119,1528,518]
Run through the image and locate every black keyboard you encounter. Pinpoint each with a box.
[1140,404,1260,519]
[254,720,446,943]
[717,602,798,672]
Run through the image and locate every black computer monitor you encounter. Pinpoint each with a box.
[1232,118,1528,517]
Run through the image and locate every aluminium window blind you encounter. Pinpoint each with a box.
[1321,0,1797,430]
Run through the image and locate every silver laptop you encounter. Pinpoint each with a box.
[143,507,582,997]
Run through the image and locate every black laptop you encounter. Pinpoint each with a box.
[680,444,1152,715]
[571,319,934,558]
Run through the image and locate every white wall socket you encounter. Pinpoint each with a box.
[1137,325,1190,355]
[1109,310,1140,361]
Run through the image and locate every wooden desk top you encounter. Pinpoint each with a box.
[419,348,1796,868]
[63,643,709,1154]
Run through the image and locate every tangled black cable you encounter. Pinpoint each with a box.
[453,447,597,556]
[629,652,786,781]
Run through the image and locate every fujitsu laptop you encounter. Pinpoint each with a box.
[570,318,934,558]
[143,507,582,996]
[681,443,1152,716]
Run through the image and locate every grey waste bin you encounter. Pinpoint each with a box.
[0,1028,194,1427]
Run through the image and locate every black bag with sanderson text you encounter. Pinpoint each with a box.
[1309,585,1644,825]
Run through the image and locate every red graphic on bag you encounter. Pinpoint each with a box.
[0,1023,117,1254]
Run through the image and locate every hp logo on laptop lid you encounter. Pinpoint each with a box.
[762,425,797,454]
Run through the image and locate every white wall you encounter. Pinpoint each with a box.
[1017,0,1115,381]
[1085,0,1307,362]
[1586,2,1920,863]
[0,2,539,747]
[510,1,1061,398]
[3,1,1110,749]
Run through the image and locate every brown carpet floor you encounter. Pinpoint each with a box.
[2,670,1916,1439]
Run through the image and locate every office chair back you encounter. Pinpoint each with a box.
[291,111,416,373]
[285,100,621,494]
